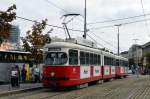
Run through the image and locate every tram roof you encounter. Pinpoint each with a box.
[44,41,102,53]
[44,42,128,61]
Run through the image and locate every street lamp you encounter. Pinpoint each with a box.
[114,24,122,56]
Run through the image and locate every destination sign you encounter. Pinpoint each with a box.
[48,48,61,51]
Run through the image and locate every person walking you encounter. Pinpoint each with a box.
[21,64,27,82]
[33,65,40,83]
[15,65,20,87]
[10,66,19,87]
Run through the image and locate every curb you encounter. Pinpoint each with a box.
[0,86,43,97]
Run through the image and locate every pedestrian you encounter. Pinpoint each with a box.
[33,65,40,83]
[21,64,27,82]
[131,65,134,74]
[10,66,19,87]
[15,65,20,87]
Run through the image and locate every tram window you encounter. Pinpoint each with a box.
[120,60,123,66]
[116,59,119,66]
[85,53,89,65]
[104,56,111,65]
[122,61,124,66]
[113,59,116,66]
[104,56,107,65]
[45,52,67,65]
[122,61,128,67]
[110,58,113,66]
[90,53,94,65]
[97,55,101,65]
[69,50,78,65]
[80,51,86,65]
[93,54,97,65]
[125,61,128,67]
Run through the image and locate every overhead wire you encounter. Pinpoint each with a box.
[88,13,150,25]
[140,0,150,36]
[16,16,84,32]
[90,31,118,49]
[44,0,120,52]
[89,31,123,52]
[44,0,67,13]
[44,0,83,23]
[87,33,116,52]
[89,18,150,30]
[86,33,105,48]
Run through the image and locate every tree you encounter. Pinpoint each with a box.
[21,37,30,52]
[0,4,16,43]
[22,19,52,63]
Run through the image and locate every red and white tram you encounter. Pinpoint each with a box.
[42,40,128,88]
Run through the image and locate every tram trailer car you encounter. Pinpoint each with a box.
[42,42,128,88]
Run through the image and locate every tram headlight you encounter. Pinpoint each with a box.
[50,72,55,77]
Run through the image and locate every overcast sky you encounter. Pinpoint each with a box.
[1,0,150,53]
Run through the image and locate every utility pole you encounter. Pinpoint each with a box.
[83,0,87,39]
[133,38,139,77]
[114,24,122,56]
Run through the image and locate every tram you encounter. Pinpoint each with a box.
[42,39,128,88]
[0,51,31,83]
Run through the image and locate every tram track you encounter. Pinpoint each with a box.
[68,76,149,99]
[126,79,150,99]
[36,90,70,99]
[1,76,150,99]
[0,88,58,99]
[0,77,133,99]
[49,78,129,99]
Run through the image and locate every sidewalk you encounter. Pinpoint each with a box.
[0,83,43,97]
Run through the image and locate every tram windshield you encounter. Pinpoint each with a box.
[45,52,67,65]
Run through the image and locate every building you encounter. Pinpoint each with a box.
[142,42,150,67]
[142,41,150,56]
[126,44,143,68]
[120,51,128,58]
[9,25,20,44]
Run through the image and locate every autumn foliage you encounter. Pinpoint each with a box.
[22,19,52,63]
[0,4,16,43]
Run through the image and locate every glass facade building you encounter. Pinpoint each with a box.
[9,25,20,43]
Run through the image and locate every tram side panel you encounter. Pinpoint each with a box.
[115,66,122,78]
[92,66,102,80]
[102,65,112,79]
[111,66,116,78]
[80,65,102,84]
[116,66,128,78]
